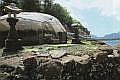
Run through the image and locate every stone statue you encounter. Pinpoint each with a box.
[5,3,22,18]
[3,3,23,56]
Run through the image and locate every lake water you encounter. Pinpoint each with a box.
[103,40,120,46]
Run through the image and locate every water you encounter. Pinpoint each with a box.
[103,40,120,46]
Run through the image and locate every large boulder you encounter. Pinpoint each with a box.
[37,59,63,80]
[0,12,67,45]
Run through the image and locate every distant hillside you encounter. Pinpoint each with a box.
[92,32,120,45]
[102,32,120,45]
[103,32,120,39]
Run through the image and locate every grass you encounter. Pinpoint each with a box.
[0,40,104,58]
[19,41,99,57]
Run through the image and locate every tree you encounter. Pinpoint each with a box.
[44,0,54,13]
[2,0,12,4]
[48,3,73,25]
[0,0,13,15]
[21,0,40,12]
[0,0,20,15]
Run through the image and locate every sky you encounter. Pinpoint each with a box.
[55,0,120,37]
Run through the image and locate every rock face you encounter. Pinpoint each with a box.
[0,12,67,45]
[22,52,120,80]
[0,48,120,80]
[23,56,37,71]
[23,56,37,80]
[37,60,63,80]
[0,64,15,73]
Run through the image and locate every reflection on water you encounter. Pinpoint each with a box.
[103,40,120,46]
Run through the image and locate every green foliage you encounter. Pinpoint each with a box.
[21,0,40,12]
[0,0,12,15]
[48,3,73,25]
[1,0,12,5]
[43,0,54,13]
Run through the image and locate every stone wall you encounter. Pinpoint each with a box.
[0,49,119,80]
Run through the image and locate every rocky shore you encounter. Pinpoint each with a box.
[0,43,120,80]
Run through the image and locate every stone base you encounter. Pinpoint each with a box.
[72,38,81,44]
[2,38,23,56]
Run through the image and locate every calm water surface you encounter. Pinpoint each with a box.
[103,40,120,46]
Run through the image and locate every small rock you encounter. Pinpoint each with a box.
[113,49,120,57]
[37,53,50,57]
[61,55,89,65]
[107,54,114,58]
[50,50,67,59]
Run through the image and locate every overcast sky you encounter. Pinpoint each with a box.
[55,0,120,37]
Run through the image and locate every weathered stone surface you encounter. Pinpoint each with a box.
[95,52,108,63]
[37,60,63,80]
[23,56,37,71]
[113,49,120,57]
[0,64,15,73]
[22,56,38,80]
[50,50,67,59]
[98,46,113,54]
[0,72,9,80]
[14,66,24,74]
[62,59,90,80]
[0,46,120,80]
[61,55,90,64]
